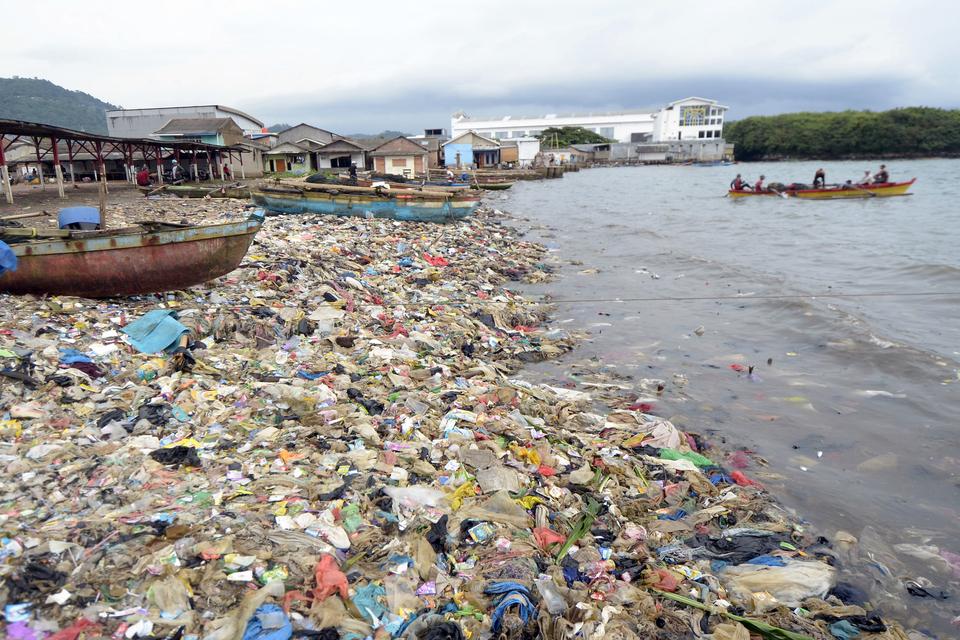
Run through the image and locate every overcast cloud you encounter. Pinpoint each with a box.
[3,0,958,133]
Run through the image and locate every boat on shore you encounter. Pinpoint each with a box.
[728,179,916,199]
[0,211,264,297]
[252,182,479,222]
[477,181,515,190]
[137,184,251,199]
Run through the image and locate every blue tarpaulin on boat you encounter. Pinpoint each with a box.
[0,240,17,276]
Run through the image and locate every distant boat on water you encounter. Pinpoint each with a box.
[728,178,916,199]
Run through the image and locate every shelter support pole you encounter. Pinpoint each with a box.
[67,140,76,186]
[206,152,213,182]
[34,139,46,190]
[240,151,245,179]
[217,153,225,181]
[51,136,65,198]
[192,150,198,182]
[0,142,13,204]
[156,147,164,185]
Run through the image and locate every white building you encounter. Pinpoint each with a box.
[106,105,265,138]
[451,97,727,144]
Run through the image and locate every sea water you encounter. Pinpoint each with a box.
[503,159,960,636]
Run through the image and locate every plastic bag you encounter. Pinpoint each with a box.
[720,559,836,608]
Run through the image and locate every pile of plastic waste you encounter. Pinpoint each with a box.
[0,199,930,639]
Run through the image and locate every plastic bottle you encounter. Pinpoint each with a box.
[535,576,567,615]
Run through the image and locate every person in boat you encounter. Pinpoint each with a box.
[223,163,231,180]
[754,175,766,192]
[169,160,183,183]
[857,170,872,184]
[136,165,152,187]
[729,174,745,191]
[873,164,889,183]
[813,168,826,188]
[348,163,358,185]
[445,168,455,180]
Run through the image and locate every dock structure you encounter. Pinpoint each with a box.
[0,119,250,205]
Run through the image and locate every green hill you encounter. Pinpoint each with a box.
[0,77,118,134]
[725,107,960,160]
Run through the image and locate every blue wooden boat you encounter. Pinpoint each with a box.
[251,184,479,223]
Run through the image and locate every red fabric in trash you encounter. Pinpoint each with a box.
[537,464,557,477]
[651,568,679,592]
[423,252,449,267]
[47,618,102,640]
[533,527,567,549]
[731,470,762,488]
[311,553,349,601]
[729,363,746,372]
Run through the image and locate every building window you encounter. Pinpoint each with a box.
[680,106,707,127]
[715,130,722,138]
[391,158,407,167]
[599,127,615,139]
[496,131,509,139]
[698,131,706,138]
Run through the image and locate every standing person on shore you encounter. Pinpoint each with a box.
[873,164,889,183]
[730,174,745,191]
[136,165,151,187]
[754,175,766,192]
[813,168,826,188]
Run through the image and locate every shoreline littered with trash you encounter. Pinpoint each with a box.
[0,194,922,640]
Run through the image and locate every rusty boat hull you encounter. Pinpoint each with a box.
[1,211,264,298]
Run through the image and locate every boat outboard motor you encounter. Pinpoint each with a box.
[58,206,101,231]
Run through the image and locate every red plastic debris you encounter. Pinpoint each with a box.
[533,527,567,549]
[731,470,762,488]
[422,252,449,267]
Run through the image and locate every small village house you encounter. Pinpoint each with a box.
[369,136,428,177]
[263,142,311,174]
[152,118,246,146]
[315,138,367,170]
[441,131,500,168]
[498,137,540,167]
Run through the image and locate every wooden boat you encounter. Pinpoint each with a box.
[137,184,251,199]
[0,211,264,297]
[728,179,915,199]
[252,182,479,222]
[478,181,515,191]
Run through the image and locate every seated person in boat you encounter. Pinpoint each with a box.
[136,165,152,187]
[857,170,872,184]
[754,175,766,192]
[873,164,889,183]
[813,168,826,188]
[729,173,745,191]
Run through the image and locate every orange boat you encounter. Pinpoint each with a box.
[0,211,263,298]
[728,179,916,199]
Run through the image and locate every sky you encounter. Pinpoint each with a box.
[3,0,959,134]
